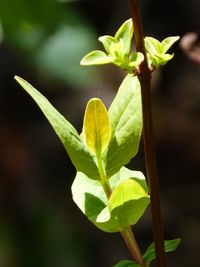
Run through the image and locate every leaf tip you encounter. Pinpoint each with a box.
[80,57,86,66]
[14,75,27,88]
[14,75,21,82]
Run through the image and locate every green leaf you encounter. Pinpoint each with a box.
[83,98,111,156]
[108,179,149,230]
[145,36,180,68]
[161,36,180,53]
[110,166,148,193]
[98,35,117,54]
[143,238,181,264]
[80,50,114,65]
[15,76,100,179]
[109,39,126,59]
[105,74,142,177]
[149,53,174,68]
[157,53,174,65]
[71,171,107,220]
[81,19,142,72]
[72,167,149,233]
[115,19,133,58]
[112,259,140,267]
[129,52,144,68]
[144,37,161,55]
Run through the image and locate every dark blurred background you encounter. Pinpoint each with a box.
[0,0,200,266]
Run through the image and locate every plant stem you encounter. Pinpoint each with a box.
[128,1,166,267]
[96,153,144,265]
[96,152,112,198]
[100,179,111,199]
[121,227,146,267]
[97,158,145,265]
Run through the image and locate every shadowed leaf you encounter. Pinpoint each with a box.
[143,238,181,264]
[15,76,100,179]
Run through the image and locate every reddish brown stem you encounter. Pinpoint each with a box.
[121,227,146,267]
[128,1,166,267]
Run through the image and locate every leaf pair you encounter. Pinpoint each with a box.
[144,36,180,68]
[74,89,148,232]
[83,74,143,178]
[113,238,181,266]
[81,19,144,73]
[71,166,150,233]
[15,74,143,180]
[81,19,180,73]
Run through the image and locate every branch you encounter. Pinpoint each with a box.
[128,1,167,266]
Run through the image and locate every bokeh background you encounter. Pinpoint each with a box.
[0,0,200,266]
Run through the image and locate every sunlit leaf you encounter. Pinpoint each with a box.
[144,37,161,55]
[108,179,149,230]
[110,166,148,193]
[98,35,117,54]
[83,98,111,156]
[115,19,133,58]
[71,171,107,221]
[109,39,125,59]
[15,76,100,179]
[80,19,144,73]
[149,53,174,67]
[145,36,180,69]
[129,52,144,67]
[105,74,142,177]
[72,167,148,233]
[161,36,180,53]
[80,50,114,65]
[157,53,174,65]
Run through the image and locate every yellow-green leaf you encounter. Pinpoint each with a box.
[83,98,111,156]
[72,167,149,233]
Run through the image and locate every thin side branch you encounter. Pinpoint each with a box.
[128,1,166,267]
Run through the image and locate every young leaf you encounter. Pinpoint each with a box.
[80,50,114,65]
[105,74,142,177]
[15,76,100,179]
[148,53,174,68]
[80,19,144,73]
[129,52,144,68]
[72,167,148,233]
[144,36,180,68]
[83,98,111,156]
[109,39,125,59]
[115,18,133,58]
[161,36,180,53]
[143,238,181,264]
[156,53,174,65]
[144,37,161,55]
[108,179,150,230]
[98,35,117,54]
[112,259,140,267]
